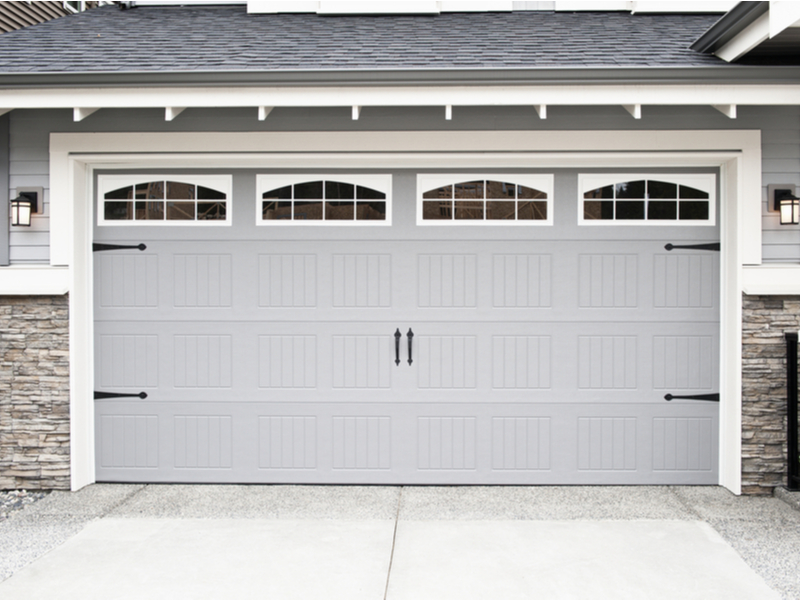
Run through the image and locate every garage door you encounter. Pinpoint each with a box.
[93,170,719,484]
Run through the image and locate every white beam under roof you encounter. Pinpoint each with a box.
[73,107,99,122]
[165,106,186,121]
[445,104,452,120]
[535,104,547,119]
[713,104,737,119]
[716,11,770,62]
[352,105,361,120]
[623,104,642,119]
[4,84,800,113]
[258,106,273,121]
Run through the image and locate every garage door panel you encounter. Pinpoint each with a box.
[95,171,719,485]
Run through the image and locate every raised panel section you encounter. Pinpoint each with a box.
[492,254,552,307]
[578,336,637,389]
[258,254,317,308]
[417,417,476,470]
[492,417,551,470]
[332,416,391,470]
[332,254,391,307]
[174,335,232,388]
[173,254,232,308]
[653,254,715,308]
[578,254,637,308]
[99,415,158,468]
[418,254,477,308]
[577,417,637,471]
[492,336,551,389]
[98,254,158,307]
[653,336,714,390]
[258,336,317,388]
[174,416,232,469]
[417,336,477,389]
[332,336,391,389]
[98,335,158,388]
[653,417,713,471]
[258,416,316,469]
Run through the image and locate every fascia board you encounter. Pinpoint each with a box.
[4,83,800,110]
[4,66,800,88]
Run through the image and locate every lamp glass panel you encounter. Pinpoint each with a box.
[11,200,31,226]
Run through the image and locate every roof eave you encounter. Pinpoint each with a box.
[2,64,800,88]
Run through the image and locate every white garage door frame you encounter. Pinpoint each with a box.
[48,129,761,493]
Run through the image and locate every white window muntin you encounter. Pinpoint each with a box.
[578,173,716,226]
[256,174,392,226]
[98,174,232,226]
[416,173,554,226]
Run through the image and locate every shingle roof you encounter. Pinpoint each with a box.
[0,4,727,75]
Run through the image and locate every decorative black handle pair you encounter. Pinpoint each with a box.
[394,328,414,366]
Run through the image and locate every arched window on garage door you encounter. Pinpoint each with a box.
[417,174,554,225]
[98,175,232,226]
[579,174,716,225]
[257,174,392,225]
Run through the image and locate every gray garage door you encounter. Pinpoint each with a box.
[93,170,719,484]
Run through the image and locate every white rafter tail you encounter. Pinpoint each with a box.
[165,106,186,121]
[623,104,642,119]
[445,105,453,120]
[258,106,273,121]
[713,104,737,119]
[534,104,547,119]
[351,105,361,120]
[73,107,99,122]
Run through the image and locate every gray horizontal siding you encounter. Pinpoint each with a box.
[6,104,799,264]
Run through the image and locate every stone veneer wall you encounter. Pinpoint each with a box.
[742,294,800,495]
[0,295,70,490]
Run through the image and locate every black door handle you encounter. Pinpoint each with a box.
[394,329,401,366]
[93,243,147,252]
[664,393,719,402]
[94,391,148,400]
[407,328,414,365]
[664,243,720,252]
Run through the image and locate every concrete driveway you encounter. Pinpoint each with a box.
[1,485,799,599]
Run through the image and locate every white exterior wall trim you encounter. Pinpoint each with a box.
[743,264,800,294]
[2,84,800,111]
[49,129,759,493]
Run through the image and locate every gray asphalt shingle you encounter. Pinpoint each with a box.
[0,4,726,74]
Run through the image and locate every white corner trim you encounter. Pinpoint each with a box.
[0,265,69,295]
[716,11,770,62]
[742,264,800,295]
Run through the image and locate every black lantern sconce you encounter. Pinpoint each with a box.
[10,188,41,227]
[770,185,800,226]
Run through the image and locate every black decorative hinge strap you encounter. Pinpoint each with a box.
[94,391,148,400]
[93,243,147,252]
[664,393,719,402]
[664,243,720,252]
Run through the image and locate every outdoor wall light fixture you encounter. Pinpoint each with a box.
[769,185,800,226]
[10,190,38,227]
[774,188,800,225]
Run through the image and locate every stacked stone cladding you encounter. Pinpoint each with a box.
[742,294,800,495]
[0,295,70,490]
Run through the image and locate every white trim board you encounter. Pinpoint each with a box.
[0,265,69,295]
[49,129,758,495]
[5,84,800,112]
